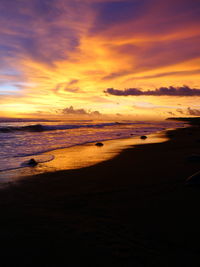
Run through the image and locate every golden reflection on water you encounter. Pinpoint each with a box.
[0,132,168,183]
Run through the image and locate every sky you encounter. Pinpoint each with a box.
[0,0,200,119]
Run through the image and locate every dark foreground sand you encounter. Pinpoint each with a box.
[1,119,200,266]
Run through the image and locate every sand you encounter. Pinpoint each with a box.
[0,119,200,266]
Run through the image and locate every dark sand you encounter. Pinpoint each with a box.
[1,119,200,266]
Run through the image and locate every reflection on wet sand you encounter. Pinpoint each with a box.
[0,132,168,183]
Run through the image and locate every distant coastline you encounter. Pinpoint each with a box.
[167,117,200,123]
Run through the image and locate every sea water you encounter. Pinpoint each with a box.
[0,119,184,173]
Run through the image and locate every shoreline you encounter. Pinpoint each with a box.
[1,119,200,266]
[0,129,169,184]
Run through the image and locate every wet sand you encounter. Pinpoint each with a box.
[0,132,168,182]
[1,119,200,266]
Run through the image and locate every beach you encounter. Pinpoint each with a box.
[0,119,200,266]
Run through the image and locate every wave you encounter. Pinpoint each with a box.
[0,154,54,172]
[0,124,44,133]
[0,122,128,133]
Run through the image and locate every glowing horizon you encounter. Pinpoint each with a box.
[1,0,200,119]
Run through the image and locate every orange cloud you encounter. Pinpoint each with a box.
[0,0,200,119]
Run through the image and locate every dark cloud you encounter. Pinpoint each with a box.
[91,110,101,116]
[62,106,87,115]
[167,111,176,116]
[187,107,200,116]
[176,107,200,116]
[176,108,184,114]
[104,86,200,96]
[62,106,101,116]
[105,87,143,96]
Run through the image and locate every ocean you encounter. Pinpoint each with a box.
[0,119,185,175]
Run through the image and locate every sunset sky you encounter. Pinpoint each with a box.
[0,0,200,119]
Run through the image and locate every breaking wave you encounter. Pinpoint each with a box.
[0,122,128,133]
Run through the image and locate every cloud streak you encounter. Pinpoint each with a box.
[126,69,200,81]
[105,86,200,97]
